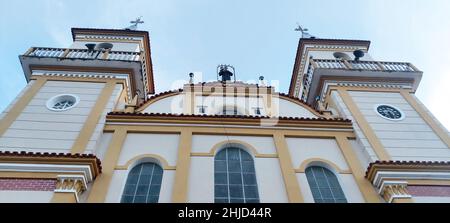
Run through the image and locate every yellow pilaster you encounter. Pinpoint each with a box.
[336,88,391,160]
[0,78,46,137]
[51,192,77,203]
[335,135,381,203]
[400,90,450,148]
[171,130,192,203]
[272,132,304,203]
[71,80,117,154]
[392,197,414,203]
[87,127,127,203]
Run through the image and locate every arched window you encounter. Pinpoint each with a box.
[218,106,243,115]
[121,163,163,203]
[305,166,347,203]
[214,147,259,203]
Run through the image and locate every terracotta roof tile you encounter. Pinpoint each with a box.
[138,89,183,108]
[365,160,450,178]
[0,151,102,173]
[136,85,321,114]
[107,111,351,123]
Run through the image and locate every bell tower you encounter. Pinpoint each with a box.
[289,36,450,167]
[0,26,155,156]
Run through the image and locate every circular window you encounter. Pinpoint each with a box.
[46,94,79,111]
[374,104,404,121]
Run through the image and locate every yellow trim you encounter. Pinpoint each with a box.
[71,80,117,154]
[273,132,304,203]
[87,127,127,203]
[115,154,176,170]
[336,88,391,160]
[51,192,77,203]
[328,86,415,94]
[0,78,46,137]
[190,152,278,158]
[107,117,352,129]
[172,130,192,203]
[0,172,58,179]
[105,124,355,138]
[392,197,414,203]
[335,135,381,202]
[400,90,450,148]
[192,139,278,158]
[135,87,324,118]
[30,74,128,84]
[296,158,352,174]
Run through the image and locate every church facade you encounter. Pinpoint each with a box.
[0,27,449,203]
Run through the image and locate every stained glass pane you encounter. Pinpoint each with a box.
[121,163,163,203]
[306,166,347,203]
[214,147,259,203]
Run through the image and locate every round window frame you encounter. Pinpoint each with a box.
[373,104,405,121]
[46,94,80,112]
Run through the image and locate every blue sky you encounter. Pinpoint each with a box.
[0,0,449,129]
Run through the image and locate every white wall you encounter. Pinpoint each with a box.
[188,135,287,203]
[273,96,317,118]
[142,94,183,114]
[413,196,450,203]
[94,132,113,161]
[117,133,180,167]
[347,91,450,161]
[0,80,108,153]
[191,135,277,154]
[188,156,214,203]
[0,191,53,203]
[142,93,318,118]
[285,137,365,203]
[285,137,350,171]
[105,132,180,203]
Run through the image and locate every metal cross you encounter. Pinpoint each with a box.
[125,16,144,30]
[130,16,144,26]
[295,23,315,38]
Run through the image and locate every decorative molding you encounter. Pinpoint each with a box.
[366,161,450,202]
[321,81,413,103]
[0,163,95,182]
[115,154,175,170]
[55,175,87,202]
[296,158,352,174]
[32,70,132,101]
[0,152,101,181]
[378,181,411,203]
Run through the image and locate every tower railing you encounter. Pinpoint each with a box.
[310,59,419,72]
[23,47,141,62]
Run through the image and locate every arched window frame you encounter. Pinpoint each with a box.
[214,146,260,203]
[305,164,348,203]
[120,162,164,203]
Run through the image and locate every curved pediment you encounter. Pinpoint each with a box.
[137,87,323,119]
